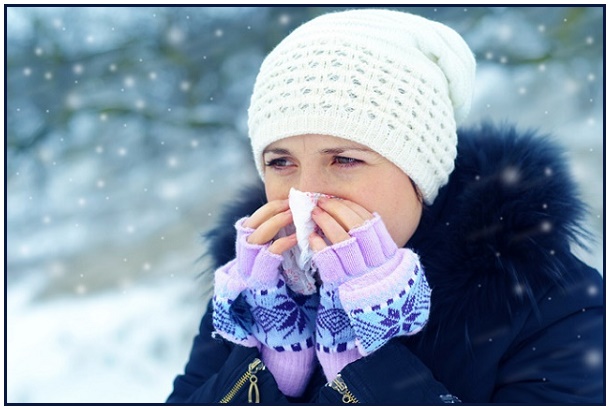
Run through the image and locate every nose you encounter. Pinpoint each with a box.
[294,166,327,194]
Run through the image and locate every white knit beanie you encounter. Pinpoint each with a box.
[248,9,476,204]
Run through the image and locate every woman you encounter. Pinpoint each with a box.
[167,9,603,404]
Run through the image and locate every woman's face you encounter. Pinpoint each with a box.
[263,134,423,247]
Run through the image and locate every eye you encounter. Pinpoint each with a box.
[333,156,363,167]
[264,157,294,169]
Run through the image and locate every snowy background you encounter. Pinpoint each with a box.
[5,6,603,404]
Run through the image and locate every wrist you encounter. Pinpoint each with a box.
[261,344,316,397]
[317,347,362,383]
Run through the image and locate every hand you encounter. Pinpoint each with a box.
[212,199,299,346]
[241,201,318,350]
[213,199,295,301]
[309,197,430,358]
[308,197,375,254]
[235,199,297,290]
[309,198,398,287]
[214,198,318,346]
[243,199,297,256]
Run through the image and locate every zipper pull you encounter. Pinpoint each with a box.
[219,357,266,404]
[328,374,359,403]
[247,358,266,403]
[248,374,259,403]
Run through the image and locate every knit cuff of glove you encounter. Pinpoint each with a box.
[316,347,363,383]
[261,345,316,398]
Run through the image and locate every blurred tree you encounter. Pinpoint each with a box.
[6,6,602,181]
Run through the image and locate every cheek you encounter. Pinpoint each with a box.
[383,202,422,247]
[355,176,422,247]
[264,176,290,201]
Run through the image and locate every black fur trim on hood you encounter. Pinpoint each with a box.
[411,123,591,324]
[201,123,592,320]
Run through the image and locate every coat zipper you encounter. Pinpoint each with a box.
[219,357,266,404]
[328,374,359,403]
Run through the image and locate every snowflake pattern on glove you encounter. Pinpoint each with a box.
[243,279,319,352]
[349,265,430,353]
[212,293,258,347]
[316,286,357,353]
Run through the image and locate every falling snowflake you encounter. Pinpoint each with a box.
[540,220,553,233]
[180,81,191,92]
[278,14,291,25]
[123,76,135,88]
[167,27,184,44]
[501,166,520,185]
[587,285,599,297]
[584,348,602,368]
[167,156,179,168]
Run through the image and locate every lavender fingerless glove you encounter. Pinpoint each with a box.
[313,213,431,380]
[212,217,317,397]
[212,217,277,347]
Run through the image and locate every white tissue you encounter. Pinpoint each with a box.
[290,188,322,268]
[279,188,330,295]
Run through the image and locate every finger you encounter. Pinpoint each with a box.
[247,209,292,245]
[316,197,368,231]
[269,233,297,255]
[309,231,328,252]
[311,207,351,244]
[244,199,289,229]
[339,200,374,221]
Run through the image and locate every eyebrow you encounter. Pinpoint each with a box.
[262,147,291,156]
[318,146,374,155]
[262,146,374,156]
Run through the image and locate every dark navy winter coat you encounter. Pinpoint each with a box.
[167,124,604,404]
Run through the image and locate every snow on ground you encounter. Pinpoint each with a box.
[7,274,208,403]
